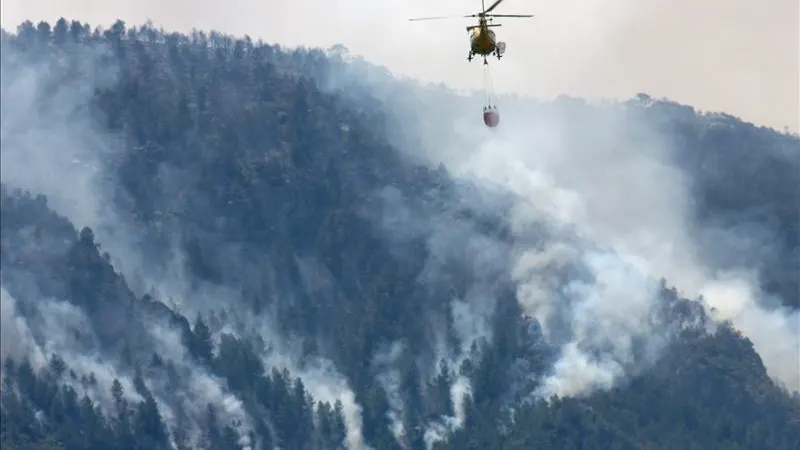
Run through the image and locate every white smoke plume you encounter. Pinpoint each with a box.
[373,183,511,443]
[0,286,144,410]
[373,341,407,447]
[192,283,371,450]
[324,37,798,397]
[414,97,800,396]
[296,358,367,450]
[0,30,257,448]
[698,274,800,392]
[423,375,472,449]
[448,375,471,432]
[221,305,369,450]
[0,286,47,373]
[148,321,255,450]
[422,293,489,448]
[1,32,371,450]
[0,34,150,283]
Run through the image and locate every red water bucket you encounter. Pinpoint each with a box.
[483,109,499,127]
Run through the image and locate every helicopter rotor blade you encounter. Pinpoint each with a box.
[485,14,534,18]
[484,0,506,14]
[408,14,473,21]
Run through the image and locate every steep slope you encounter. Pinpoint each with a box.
[1,19,798,450]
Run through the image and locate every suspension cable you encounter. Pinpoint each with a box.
[483,63,495,108]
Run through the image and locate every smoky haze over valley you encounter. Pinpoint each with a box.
[0,8,799,450]
[1,0,798,132]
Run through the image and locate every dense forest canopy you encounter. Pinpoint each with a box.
[1,18,798,450]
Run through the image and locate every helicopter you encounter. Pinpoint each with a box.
[409,0,534,65]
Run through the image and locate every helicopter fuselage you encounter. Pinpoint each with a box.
[467,20,505,62]
[469,26,496,55]
[408,0,528,63]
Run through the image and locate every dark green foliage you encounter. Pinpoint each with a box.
[1,18,798,450]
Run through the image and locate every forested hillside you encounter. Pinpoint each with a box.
[1,19,798,450]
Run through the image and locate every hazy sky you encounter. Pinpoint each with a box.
[2,0,798,131]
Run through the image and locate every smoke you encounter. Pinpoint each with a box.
[218,306,368,450]
[423,375,472,449]
[294,358,367,450]
[0,285,144,410]
[332,40,797,397]
[0,29,156,295]
[1,16,796,450]
[0,286,47,372]
[531,250,669,398]
[373,341,407,447]
[373,181,514,443]
[148,321,255,450]
[1,27,374,450]
[314,11,800,399]
[699,274,800,392]
[0,31,257,448]
[1,283,193,448]
[408,96,800,396]
[448,376,471,431]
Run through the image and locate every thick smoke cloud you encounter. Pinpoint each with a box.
[0,32,266,450]
[1,26,381,449]
[318,45,799,414]
[413,96,800,395]
[371,181,513,444]
[327,49,799,397]
[0,287,145,414]
[0,287,47,373]
[0,33,154,292]
[373,341,408,447]
[0,42,153,416]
